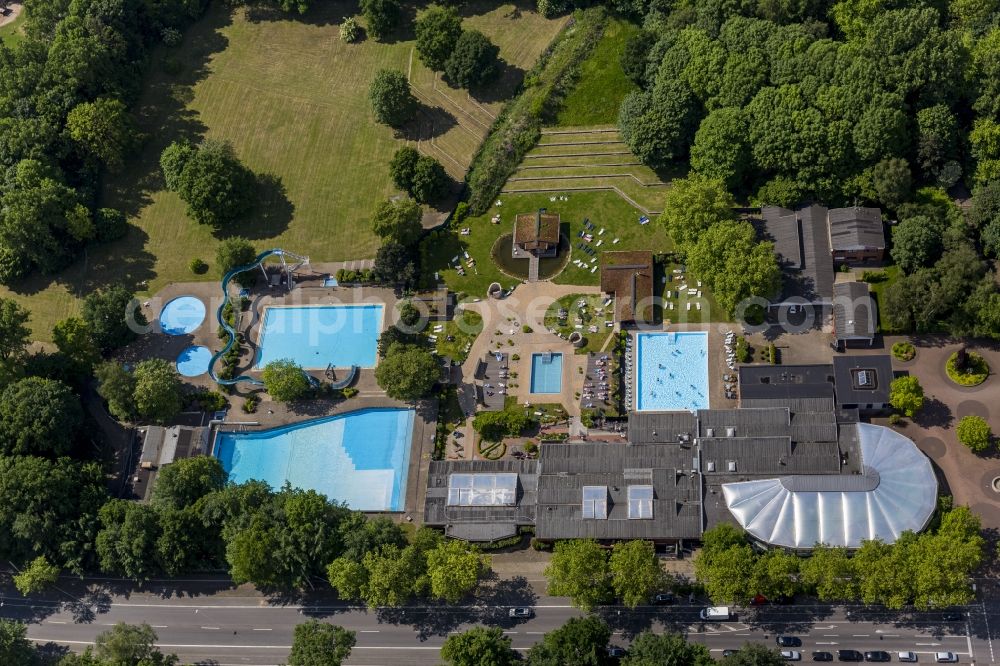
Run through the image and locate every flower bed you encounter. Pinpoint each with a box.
[945,350,989,387]
[892,341,916,362]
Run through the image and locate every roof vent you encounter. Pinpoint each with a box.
[727,460,737,472]
[726,427,736,437]
[707,461,716,472]
[706,427,715,437]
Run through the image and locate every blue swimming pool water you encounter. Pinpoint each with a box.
[324,276,338,287]
[636,332,709,411]
[214,408,414,511]
[160,296,206,335]
[255,305,383,369]
[530,353,563,394]
[176,345,212,377]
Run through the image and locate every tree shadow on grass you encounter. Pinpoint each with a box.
[3,225,157,300]
[470,61,526,105]
[214,173,295,242]
[399,101,460,143]
[245,1,358,27]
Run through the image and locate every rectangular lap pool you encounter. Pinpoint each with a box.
[530,352,564,394]
[214,408,414,511]
[255,304,383,369]
[636,332,709,411]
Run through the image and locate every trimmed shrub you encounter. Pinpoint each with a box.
[892,341,916,362]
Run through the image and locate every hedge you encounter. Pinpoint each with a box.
[465,8,608,214]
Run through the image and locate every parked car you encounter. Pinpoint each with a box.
[652,593,675,605]
[898,652,918,662]
[607,646,627,658]
[865,651,891,662]
[813,652,834,662]
[776,637,802,648]
[781,651,802,661]
[722,650,738,658]
[942,612,964,622]
[508,607,532,618]
[838,650,865,662]
[935,653,958,663]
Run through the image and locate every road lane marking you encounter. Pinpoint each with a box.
[359,630,380,633]
[852,634,870,637]
[252,628,272,632]
[152,626,168,629]
[526,631,545,635]
[200,626,220,630]
[46,621,66,625]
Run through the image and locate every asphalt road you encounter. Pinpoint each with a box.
[2,578,995,665]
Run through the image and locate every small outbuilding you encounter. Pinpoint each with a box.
[600,250,654,326]
[832,281,876,346]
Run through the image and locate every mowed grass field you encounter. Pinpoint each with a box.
[554,18,639,127]
[2,1,564,341]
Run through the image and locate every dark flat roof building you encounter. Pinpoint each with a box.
[832,281,876,344]
[600,250,654,325]
[831,354,893,410]
[759,205,835,303]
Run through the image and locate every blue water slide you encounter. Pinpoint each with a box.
[208,249,283,385]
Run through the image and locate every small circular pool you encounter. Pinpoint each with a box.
[160,296,206,335]
[176,345,213,377]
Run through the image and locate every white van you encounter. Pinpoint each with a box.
[700,606,732,621]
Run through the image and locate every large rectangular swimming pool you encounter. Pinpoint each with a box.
[530,352,563,394]
[255,304,383,369]
[214,408,414,512]
[636,332,709,411]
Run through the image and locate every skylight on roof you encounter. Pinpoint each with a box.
[582,485,608,519]
[447,473,518,506]
[627,485,653,519]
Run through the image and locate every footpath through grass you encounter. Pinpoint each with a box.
[554,18,639,126]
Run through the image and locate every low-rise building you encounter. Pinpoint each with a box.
[600,250,654,326]
[832,281,876,346]
[828,206,885,265]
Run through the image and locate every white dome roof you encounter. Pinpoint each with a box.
[721,423,937,549]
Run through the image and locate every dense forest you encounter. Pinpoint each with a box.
[603,0,1000,336]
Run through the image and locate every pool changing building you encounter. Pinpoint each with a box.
[423,401,937,550]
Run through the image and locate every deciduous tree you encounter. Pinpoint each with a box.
[360,0,400,41]
[956,415,992,453]
[374,343,439,400]
[889,375,924,417]
[94,623,178,666]
[544,539,611,611]
[369,69,416,127]
[660,173,736,249]
[526,616,611,666]
[414,7,463,71]
[53,317,101,376]
[66,97,136,171]
[262,359,310,402]
[288,620,356,666]
[0,377,82,457]
[426,539,489,603]
[95,361,137,421]
[164,140,257,227]
[152,456,227,509]
[83,285,145,353]
[622,631,713,666]
[442,626,518,666]
[133,359,183,423]
[13,555,60,596]
[371,197,423,246]
[444,30,501,89]
[216,236,258,287]
[609,540,663,609]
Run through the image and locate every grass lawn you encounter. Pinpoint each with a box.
[543,293,615,354]
[0,6,26,47]
[865,265,902,334]
[423,190,673,298]
[554,18,639,126]
[1,2,564,341]
[435,308,484,363]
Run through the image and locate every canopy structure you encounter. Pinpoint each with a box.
[721,423,937,549]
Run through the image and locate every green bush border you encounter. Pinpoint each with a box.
[945,351,989,387]
[892,341,916,362]
[478,439,507,460]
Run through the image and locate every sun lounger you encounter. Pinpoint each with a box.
[697,302,702,310]
[686,303,691,311]
[598,228,605,235]
[590,266,597,273]
[612,238,620,244]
